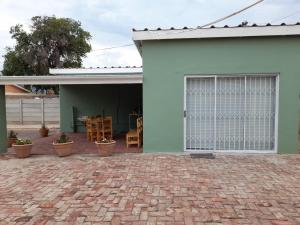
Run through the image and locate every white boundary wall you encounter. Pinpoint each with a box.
[6,97,60,125]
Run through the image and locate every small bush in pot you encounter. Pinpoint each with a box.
[39,123,49,137]
[12,139,32,158]
[94,115,116,157]
[53,133,73,157]
[7,130,18,147]
[95,138,116,157]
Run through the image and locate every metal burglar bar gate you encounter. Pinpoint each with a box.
[184,75,278,153]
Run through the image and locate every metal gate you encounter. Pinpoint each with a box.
[184,75,278,153]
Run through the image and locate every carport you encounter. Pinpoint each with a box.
[0,67,143,153]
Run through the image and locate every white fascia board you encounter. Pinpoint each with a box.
[132,25,300,41]
[0,75,143,85]
[49,67,143,75]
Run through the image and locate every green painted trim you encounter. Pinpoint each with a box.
[0,86,7,153]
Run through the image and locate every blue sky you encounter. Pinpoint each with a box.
[0,0,299,70]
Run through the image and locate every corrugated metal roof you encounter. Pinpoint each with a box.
[50,66,143,75]
[132,22,300,56]
[132,22,300,32]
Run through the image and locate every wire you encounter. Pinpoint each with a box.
[91,43,134,52]
[199,0,264,28]
[147,0,265,37]
[88,0,265,52]
[271,10,300,23]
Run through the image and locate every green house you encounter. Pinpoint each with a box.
[0,23,299,154]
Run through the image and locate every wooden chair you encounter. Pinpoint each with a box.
[126,117,143,148]
[86,118,97,141]
[96,116,113,141]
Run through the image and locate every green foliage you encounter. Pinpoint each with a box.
[41,123,48,129]
[15,139,32,145]
[99,138,110,143]
[8,130,18,139]
[2,15,92,78]
[2,48,33,75]
[56,133,71,144]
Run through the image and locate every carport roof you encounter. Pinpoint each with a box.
[0,67,143,85]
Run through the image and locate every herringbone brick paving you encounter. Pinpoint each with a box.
[0,154,300,225]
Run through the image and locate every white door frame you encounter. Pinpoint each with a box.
[183,74,279,154]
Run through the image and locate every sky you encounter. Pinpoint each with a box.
[0,0,300,70]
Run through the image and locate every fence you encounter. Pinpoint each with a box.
[6,97,60,125]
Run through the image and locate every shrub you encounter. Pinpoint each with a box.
[15,139,32,145]
[56,133,70,143]
[41,123,48,129]
[8,130,18,139]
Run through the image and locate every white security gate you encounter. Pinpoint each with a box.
[184,75,278,153]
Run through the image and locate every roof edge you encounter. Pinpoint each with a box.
[0,75,143,85]
[132,24,300,42]
[50,67,143,75]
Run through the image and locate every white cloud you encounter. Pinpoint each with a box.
[83,41,141,67]
[0,0,299,69]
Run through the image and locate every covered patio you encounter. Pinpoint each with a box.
[0,67,143,155]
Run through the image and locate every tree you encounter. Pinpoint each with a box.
[1,16,92,90]
[2,48,32,75]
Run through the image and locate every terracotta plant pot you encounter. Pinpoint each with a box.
[39,128,49,137]
[53,141,74,157]
[12,144,32,158]
[8,138,18,148]
[95,140,116,157]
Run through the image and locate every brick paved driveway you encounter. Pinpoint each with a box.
[0,154,300,225]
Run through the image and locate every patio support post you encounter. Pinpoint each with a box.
[0,85,7,153]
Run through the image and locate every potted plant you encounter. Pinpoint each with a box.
[12,139,32,158]
[39,123,49,137]
[53,133,73,157]
[7,130,18,147]
[95,138,116,157]
[95,110,116,157]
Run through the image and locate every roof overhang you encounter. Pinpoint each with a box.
[133,24,300,54]
[50,67,142,75]
[0,75,143,85]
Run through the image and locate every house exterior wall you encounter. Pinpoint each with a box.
[0,86,7,153]
[142,36,300,154]
[60,84,142,134]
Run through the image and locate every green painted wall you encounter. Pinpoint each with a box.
[60,84,142,134]
[142,37,300,153]
[0,86,7,153]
